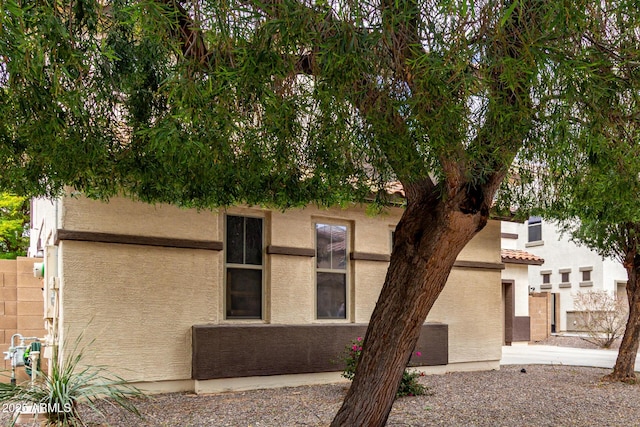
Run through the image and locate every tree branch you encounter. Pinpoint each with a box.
[159,0,210,64]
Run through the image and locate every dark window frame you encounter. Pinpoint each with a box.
[528,216,542,242]
[315,223,348,320]
[225,215,264,319]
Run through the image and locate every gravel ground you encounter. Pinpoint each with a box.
[4,336,639,427]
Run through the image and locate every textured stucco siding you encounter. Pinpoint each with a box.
[352,261,388,324]
[59,241,218,382]
[61,196,218,241]
[51,195,502,384]
[427,267,503,364]
[458,220,501,264]
[269,255,315,324]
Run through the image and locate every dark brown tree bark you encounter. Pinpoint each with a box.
[331,178,500,427]
[606,247,640,382]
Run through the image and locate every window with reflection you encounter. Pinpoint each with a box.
[315,223,347,319]
[528,216,542,242]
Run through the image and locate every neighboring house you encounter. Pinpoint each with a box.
[500,221,545,344]
[503,217,627,333]
[29,193,505,393]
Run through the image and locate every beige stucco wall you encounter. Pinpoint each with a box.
[427,266,503,364]
[430,221,503,364]
[59,241,217,382]
[48,195,502,385]
[61,196,219,241]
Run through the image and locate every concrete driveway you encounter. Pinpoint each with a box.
[501,344,639,371]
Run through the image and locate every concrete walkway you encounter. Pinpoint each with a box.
[501,344,639,371]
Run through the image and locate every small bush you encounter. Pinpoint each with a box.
[396,369,427,397]
[573,290,628,348]
[340,337,428,398]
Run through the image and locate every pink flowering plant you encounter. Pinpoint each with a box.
[340,337,427,397]
[341,337,364,381]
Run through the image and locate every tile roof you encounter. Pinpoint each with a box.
[501,249,544,266]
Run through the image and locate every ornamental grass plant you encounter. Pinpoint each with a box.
[0,339,143,426]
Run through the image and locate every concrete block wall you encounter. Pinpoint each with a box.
[0,257,46,380]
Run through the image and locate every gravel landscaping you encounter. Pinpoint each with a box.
[4,336,639,426]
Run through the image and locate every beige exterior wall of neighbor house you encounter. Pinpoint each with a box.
[36,195,503,389]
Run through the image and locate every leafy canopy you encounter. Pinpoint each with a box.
[0,192,29,259]
[505,0,640,262]
[0,0,591,210]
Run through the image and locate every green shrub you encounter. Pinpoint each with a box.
[340,337,428,398]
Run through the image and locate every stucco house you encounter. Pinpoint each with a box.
[500,221,545,343]
[503,217,627,334]
[28,193,505,393]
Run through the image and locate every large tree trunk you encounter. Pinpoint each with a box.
[331,184,491,426]
[606,251,640,382]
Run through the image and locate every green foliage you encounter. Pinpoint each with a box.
[340,337,427,398]
[0,193,29,259]
[340,337,363,381]
[0,342,142,426]
[0,0,593,211]
[499,0,640,263]
[396,369,427,398]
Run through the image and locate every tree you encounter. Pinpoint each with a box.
[513,1,640,382]
[0,193,29,259]
[0,1,595,425]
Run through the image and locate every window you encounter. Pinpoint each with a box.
[540,270,552,289]
[316,223,347,319]
[559,268,572,288]
[579,267,593,287]
[225,215,263,319]
[528,216,542,242]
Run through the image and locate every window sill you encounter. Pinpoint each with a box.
[540,284,552,290]
[223,319,268,324]
[525,240,544,248]
[579,281,593,287]
[559,282,572,288]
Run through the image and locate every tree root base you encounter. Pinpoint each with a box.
[602,373,637,384]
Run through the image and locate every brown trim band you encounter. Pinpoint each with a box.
[266,245,316,257]
[453,260,505,270]
[350,252,391,262]
[56,229,223,251]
